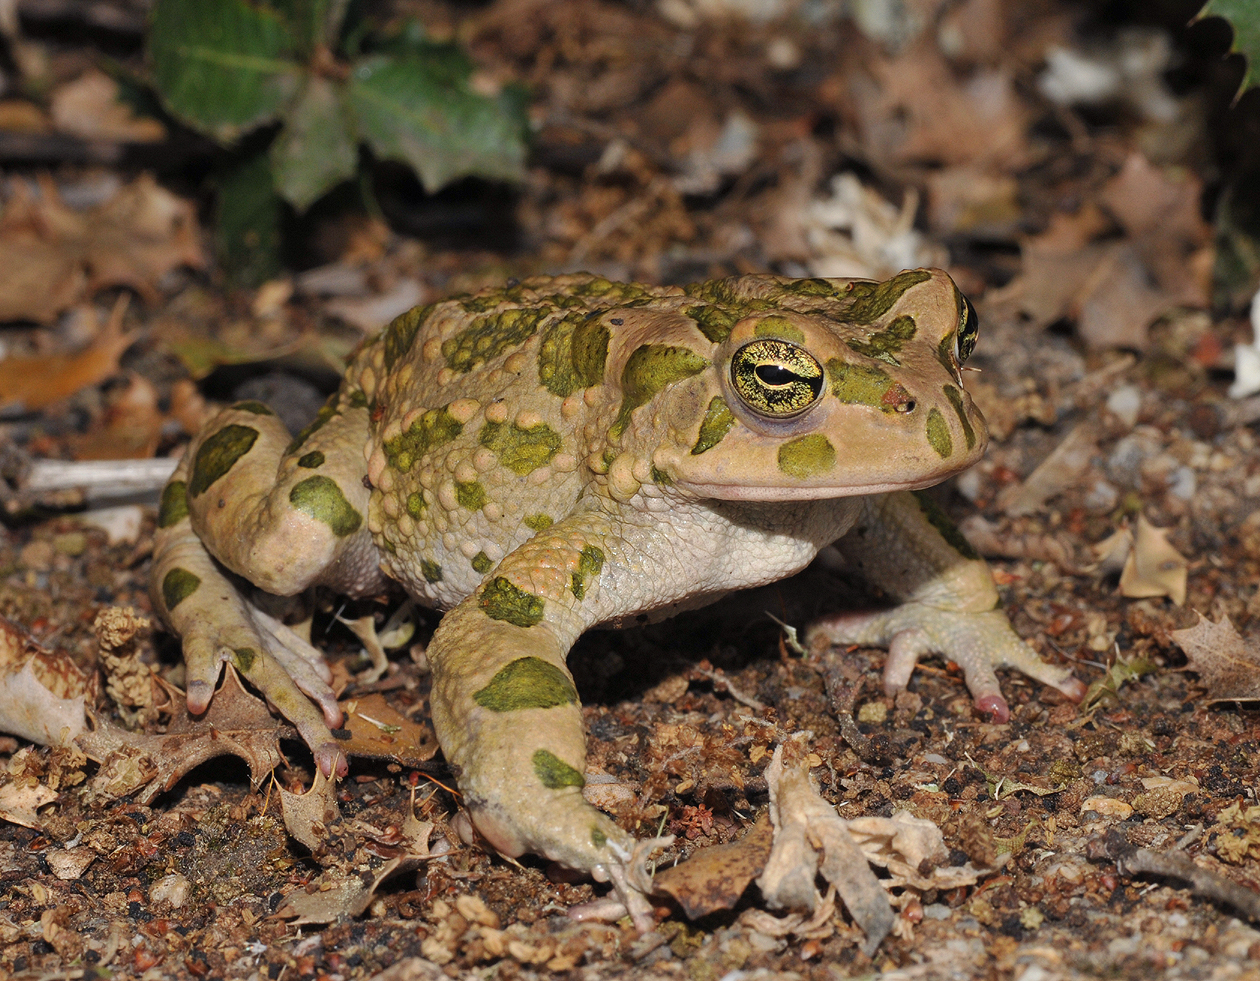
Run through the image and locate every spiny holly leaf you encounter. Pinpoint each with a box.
[149,0,302,142]
[349,52,528,192]
[1197,0,1260,99]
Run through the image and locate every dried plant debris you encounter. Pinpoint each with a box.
[93,606,154,727]
[1172,614,1260,702]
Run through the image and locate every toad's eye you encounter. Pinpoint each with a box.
[955,295,979,364]
[731,339,824,418]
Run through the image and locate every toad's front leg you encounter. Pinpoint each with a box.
[809,492,1085,721]
[427,516,668,931]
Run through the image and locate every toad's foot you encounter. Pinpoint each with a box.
[807,603,1086,723]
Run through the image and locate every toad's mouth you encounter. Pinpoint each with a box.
[676,474,957,502]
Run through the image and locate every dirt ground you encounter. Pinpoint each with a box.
[2,0,1260,978]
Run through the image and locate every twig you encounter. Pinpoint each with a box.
[1092,829,1260,923]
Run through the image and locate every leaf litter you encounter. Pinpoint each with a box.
[4,0,1260,977]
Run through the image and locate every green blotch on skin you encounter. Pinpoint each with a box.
[189,424,259,497]
[944,385,977,450]
[286,396,338,455]
[538,312,610,396]
[231,400,273,415]
[685,304,739,344]
[570,545,605,600]
[650,465,673,485]
[161,567,201,611]
[913,490,979,561]
[157,481,189,529]
[754,316,805,344]
[473,656,576,711]
[691,396,735,455]
[456,480,487,511]
[773,277,840,298]
[591,826,607,848]
[297,450,325,469]
[827,359,894,409]
[532,749,585,789]
[233,647,256,671]
[611,345,709,439]
[479,420,562,476]
[289,475,363,537]
[421,559,442,583]
[471,551,493,574]
[348,389,368,409]
[406,492,425,518]
[936,332,958,373]
[840,269,931,324]
[524,513,553,532]
[443,307,553,374]
[382,303,435,370]
[926,407,953,458]
[778,433,836,479]
[383,405,463,472]
[479,577,545,627]
[847,314,917,366]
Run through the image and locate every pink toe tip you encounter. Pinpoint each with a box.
[1060,676,1088,703]
[975,694,1010,724]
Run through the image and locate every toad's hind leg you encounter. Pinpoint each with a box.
[151,396,384,775]
[427,515,671,931]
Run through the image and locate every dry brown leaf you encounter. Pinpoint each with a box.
[1171,614,1260,703]
[339,693,439,767]
[1119,515,1188,606]
[279,769,341,852]
[78,665,294,804]
[0,173,203,324]
[0,298,136,413]
[49,70,165,143]
[652,813,774,918]
[862,41,1030,170]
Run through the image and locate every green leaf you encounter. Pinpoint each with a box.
[348,52,527,192]
[272,75,358,210]
[149,0,302,142]
[1198,0,1260,98]
[216,152,284,287]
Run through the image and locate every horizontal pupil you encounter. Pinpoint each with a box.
[756,363,797,385]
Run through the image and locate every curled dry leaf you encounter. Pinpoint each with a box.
[757,734,895,955]
[1119,515,1188,606]
[0,615,91,747]
[1171,614,1260,702]
[94,606,154,727]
